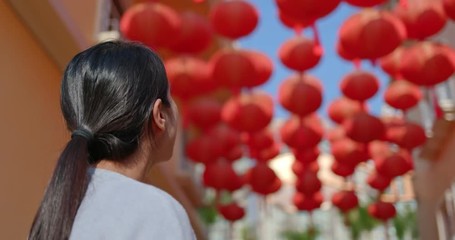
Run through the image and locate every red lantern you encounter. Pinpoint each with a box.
[332,190,359,212]
[203,160,241,190]
[367,171,391,191]
[295,171,322,195]
[166,57,216,100]
[374,150,412,178]
[222,92,274,133]
[369,141,392,159]
[186,134,222,164]
[245,50,274,88]
[225,145,244,162]
[384,80,422,111]
[169,11,213,54]
[276,0,340,25]
[293,191,324,211]
[280,114,324,150]
[218,202,245,221]
[339,9,406,60]
[340,71,380,102]
[252,143,281,163]
[438,43,455,66]
[327,127,346,143]
[261,177,282,195]
[385,118,426,149]
[444,0,455,20]
[344,0,387,7]
[246,163,276,188]
[225,172,245,192]
[279,74,323,117]
[186,98,222,130]
[211,49,257,90]
[210,0,259,39]
[278,10,311,31]
[379,47,405,78]
[293,147,320,163]
[328,97,364,124]
[368,201,396,221]
[208,124,243,157]
[394,0,447,40]
[343,112,385,143]
[331,161,356,177]
[246,162,278,194]
[245,130,275,150]
[292,161,320,176]
[278,35,322,72]
[120,2,181,49]
[400,42,455,86]
[337,40,358,61]
[331,138,370,166]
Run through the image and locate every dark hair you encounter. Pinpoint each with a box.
[29,41,171,240]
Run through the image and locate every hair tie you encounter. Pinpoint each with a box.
[71,128,94,142]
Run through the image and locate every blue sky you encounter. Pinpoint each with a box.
[238,1,389,120]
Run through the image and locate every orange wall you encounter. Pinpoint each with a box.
[51,0,99,47]
[0,1,208,238]
[0,1,67,238]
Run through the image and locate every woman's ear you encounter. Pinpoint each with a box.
[152,99,166,132]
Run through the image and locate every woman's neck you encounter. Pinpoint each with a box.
[94,144,155,182]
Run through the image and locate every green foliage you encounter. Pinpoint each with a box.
[393,214,406,240]
[240,225,257,240]
[218,190,234,205]
[197,205,218,226]
[346,205,380,240]
[281,227,319,240]
[344,201,418,240]
[393,205,418,240]
[198,190,220,226]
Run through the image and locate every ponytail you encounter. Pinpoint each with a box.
[29,135,91,240]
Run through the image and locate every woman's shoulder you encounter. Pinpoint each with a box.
[71,168,195,240]
[87,168,182,210]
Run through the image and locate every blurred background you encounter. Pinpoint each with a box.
[2,0,455,239]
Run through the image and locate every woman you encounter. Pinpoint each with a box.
[29,41,195,240]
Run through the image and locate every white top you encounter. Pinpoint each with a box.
[70,168,196,240]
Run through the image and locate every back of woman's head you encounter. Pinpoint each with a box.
[29,41,170,240]
[62,40,170,162]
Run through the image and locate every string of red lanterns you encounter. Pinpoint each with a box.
[117,0,455,228]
